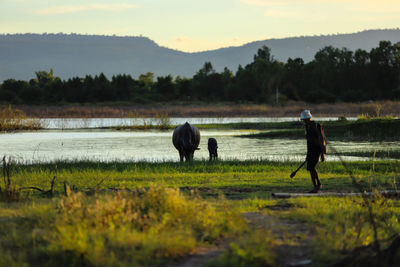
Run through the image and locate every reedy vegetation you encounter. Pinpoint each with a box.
[0,105,43,131]
[10,101,400,118]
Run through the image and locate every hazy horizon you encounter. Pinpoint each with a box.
[1,0,399,52]
[1,28,398,54]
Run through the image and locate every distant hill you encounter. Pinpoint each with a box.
[1,29,399,81]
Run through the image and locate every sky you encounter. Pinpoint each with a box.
[1,0,399,52]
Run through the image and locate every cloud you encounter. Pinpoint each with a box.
[34,3,137,15]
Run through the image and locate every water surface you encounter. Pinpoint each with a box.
[40,117,356,129]
[0,129,396,164]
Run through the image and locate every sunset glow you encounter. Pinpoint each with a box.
[1,0,399,52]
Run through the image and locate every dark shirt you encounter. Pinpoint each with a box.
[305,121,322,155]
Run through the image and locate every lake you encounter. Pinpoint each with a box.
[40,117,355,129]
[0,128,397,164]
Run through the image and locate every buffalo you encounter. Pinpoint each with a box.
[208,138,218,160]
[172,122,200,161]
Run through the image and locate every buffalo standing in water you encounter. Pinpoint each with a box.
[208,138,218,161]
[172,122,200,162]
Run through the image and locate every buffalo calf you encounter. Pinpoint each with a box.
[208,138,218,161]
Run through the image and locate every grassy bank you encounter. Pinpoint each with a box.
[240,118,400,141]
[109,121,297,131]
[111,117,400,142]
[340,149,400,159]
[0,159,399,266]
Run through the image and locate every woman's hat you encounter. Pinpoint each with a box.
[300,110,312,120]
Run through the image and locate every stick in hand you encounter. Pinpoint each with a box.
[290,160,306,178]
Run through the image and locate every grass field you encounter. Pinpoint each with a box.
[0,159,399,266]
[3,160,399,196]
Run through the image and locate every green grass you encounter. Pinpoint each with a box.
[4,160,399,199]
[240,118,400,141]
[0,159,399,266]
[0,187,247,266]
[278,196,400,265]
[339,149,400,159]
[212,195,400,267]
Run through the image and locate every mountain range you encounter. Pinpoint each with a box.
[0,29,399,81]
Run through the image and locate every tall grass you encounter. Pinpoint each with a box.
[0,158,399,266]
[0,105,44,131]
[12,101,400,118]
[279,196,400,265]
[209,194,400,266]
[112,112,172,130]
[0,187,247,266]
[0,156,21,202]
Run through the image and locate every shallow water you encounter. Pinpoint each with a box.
[40,117,355,129]
[0,129,397,164]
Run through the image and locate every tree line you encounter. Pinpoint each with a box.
[1,41,399,104]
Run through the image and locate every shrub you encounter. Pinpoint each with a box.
[0,105,44,131]
[0,187,247,266]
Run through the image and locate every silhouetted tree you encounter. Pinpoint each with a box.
[281,58,304,101]
[1,42,400,104]
[154,75,175,100]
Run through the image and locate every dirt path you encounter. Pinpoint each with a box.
[164,246,222,267]
[243,212,314,267]
[165,211,314,267]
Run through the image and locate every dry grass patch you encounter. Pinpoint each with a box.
[0,105,43,131]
